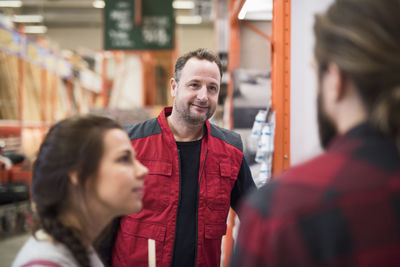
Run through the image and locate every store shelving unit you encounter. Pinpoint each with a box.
[0,23,105,165]
[271,0,291,174]
[222,0,291,266]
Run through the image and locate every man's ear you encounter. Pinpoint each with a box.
[170,78,177,97]
[325,63,346,102]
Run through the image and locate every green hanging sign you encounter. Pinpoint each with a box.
[104,0,174,50]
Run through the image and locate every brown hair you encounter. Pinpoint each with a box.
[32,114,123,267]
[314,0,400,146]
[174,48,223,82]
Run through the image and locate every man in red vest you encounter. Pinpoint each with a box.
[97,48,256,267]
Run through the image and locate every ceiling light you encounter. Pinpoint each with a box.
[247,0,273,12]
[173,1,195,9]
[12,15,43,23]
[23,25,47,34]
[93,0,105,9]
[238,1,249,20]
[176,15,202,24]
[239,0,273,20]
[0,1,22,7]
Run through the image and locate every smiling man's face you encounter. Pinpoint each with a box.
[171,57,221,125]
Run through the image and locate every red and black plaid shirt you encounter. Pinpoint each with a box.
[231,123,400,266]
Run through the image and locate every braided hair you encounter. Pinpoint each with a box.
[39,217,90,267]
[32,114,123,266]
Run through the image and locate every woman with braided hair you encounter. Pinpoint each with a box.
[13,114,148,267]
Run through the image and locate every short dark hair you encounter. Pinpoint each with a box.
[174,48,223,82]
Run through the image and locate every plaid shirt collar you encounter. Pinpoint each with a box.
[326,121,384,151]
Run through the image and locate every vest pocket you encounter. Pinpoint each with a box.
[203,224,227,267]
[114,218,166,266]
[141,159,172,212]
[206,161,236,212]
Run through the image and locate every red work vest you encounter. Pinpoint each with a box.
[113,107,243,267]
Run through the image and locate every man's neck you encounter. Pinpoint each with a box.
[167,113,205,142]
[335,89,368,135]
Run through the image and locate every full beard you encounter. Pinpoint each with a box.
[317,92,338,149]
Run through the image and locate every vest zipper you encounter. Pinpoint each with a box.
[171,149,182,266]
[195,148,208,267]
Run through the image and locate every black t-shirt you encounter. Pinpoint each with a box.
[171,139,202,267]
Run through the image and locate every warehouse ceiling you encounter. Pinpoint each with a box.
[0,0,212,30]
[0,0,271,34]
[0,0,104,28]
[21,0,102,27]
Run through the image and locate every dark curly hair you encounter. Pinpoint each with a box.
[32,114,123,267]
